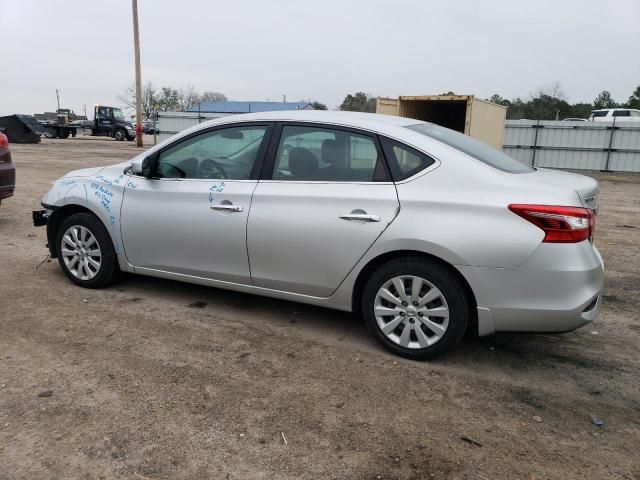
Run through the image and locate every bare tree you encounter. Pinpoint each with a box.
[200,91,227,103]
[534,81,566,100]
[119,83,228,113]
[118,82,157,119]
[156,87,181,111]
[178,85,201,111]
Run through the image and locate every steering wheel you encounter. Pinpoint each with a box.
[198,158,228,179]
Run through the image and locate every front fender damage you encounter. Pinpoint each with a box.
[36,167,139,263]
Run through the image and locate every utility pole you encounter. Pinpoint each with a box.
[56,89,61,111]
[131,0,143,147]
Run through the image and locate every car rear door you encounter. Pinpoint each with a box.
[120,123,273,284]
[247,123,400,297]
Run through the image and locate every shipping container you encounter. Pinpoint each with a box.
[376,95,507,149]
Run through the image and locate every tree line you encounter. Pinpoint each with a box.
[487,83,640,120]
[121,83,640,120]
[118,83,228,119]
[336,84,640,120]
[119,83,329,119]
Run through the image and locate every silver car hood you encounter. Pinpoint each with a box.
[63,166,106,178]
[526,168,599,210]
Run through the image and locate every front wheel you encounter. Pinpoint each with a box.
[44,127,57,139]
[56,213,120,288]
[113,129,126,141]
[362,257,470,360]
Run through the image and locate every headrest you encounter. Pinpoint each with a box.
[288,148,318,179]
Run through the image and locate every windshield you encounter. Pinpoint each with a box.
[407,123,533,174]
[112,108,125,120]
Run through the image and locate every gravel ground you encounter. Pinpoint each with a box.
[1,137,639,480]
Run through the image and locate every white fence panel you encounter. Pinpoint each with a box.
[157,111,230,142]
[503,120,640,172]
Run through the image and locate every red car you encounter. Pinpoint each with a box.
[0,132,15,205]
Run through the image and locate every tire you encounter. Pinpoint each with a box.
[44,127,57,139]
[56,212,120,288]
[58,129,70,139]
[362,257,470,360]
[114,129,125,141]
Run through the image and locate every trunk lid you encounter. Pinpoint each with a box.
[527,168,599,210]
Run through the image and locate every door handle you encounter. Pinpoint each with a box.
[210,204,243,212]
[339,213,380,222]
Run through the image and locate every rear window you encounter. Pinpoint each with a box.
[406,123,533,174]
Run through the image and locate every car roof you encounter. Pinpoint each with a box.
[206,109,422,128]
[140,110,432,162]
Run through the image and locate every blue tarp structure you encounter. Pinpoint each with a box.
[188,101,312,114]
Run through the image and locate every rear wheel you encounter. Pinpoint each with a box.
[362,257,469,360]
[58,129,70,139]
[44,127,57,139]
[114,129,125,141]
[56,213,120,288]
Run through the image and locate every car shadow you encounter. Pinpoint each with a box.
[117,272,370,346]
[114,273,611,373]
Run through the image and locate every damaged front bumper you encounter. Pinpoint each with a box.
[32,209,50,227]
[32,205,56,257]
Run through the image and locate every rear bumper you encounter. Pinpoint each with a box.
[0,162,16,199]
[459,241,604,335]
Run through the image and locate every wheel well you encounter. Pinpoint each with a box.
[351,250,478,335]
[47,204,96,258]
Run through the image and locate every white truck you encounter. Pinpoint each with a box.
[589,108,640,122]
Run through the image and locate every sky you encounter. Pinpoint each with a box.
[1,0,639,117]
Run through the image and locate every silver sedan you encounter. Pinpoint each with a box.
[34,111,604,359]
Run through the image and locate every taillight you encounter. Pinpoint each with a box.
[0,133,8,157]
[508,204,595,243]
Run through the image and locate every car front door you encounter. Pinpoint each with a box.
[247,123,400,297]
[120,123,272,284]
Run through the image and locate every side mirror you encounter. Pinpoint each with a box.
[131,156,153,178]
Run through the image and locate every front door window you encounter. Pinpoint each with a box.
[156,126,268,180]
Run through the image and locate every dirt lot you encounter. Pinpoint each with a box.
[1,137,639,480]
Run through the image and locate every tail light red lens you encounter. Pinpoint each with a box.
[0,133,9,161]
[508,204,595,243]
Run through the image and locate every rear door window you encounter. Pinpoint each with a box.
[271,125,388,182]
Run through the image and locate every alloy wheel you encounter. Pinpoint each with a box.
[60,225,102,280]
[374,275,450,349]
